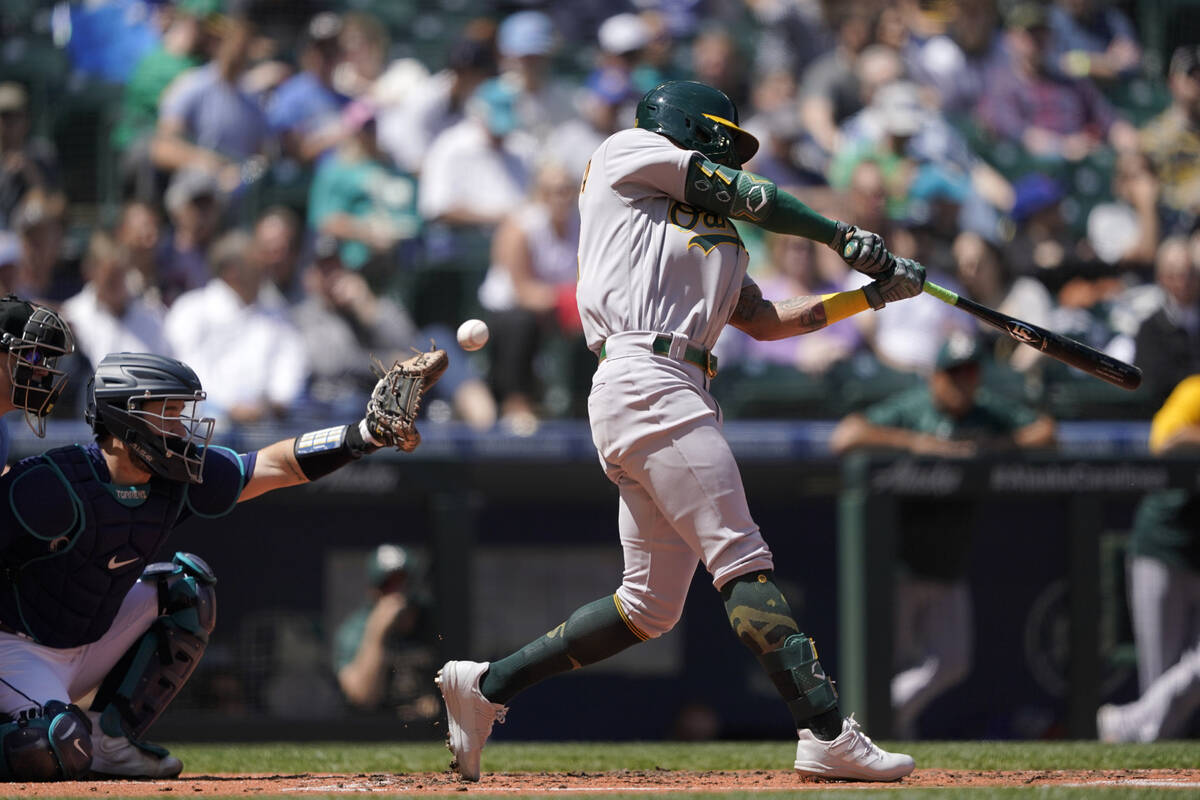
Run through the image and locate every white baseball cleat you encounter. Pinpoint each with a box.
[86,714,183,779]
[1096,703,1141,743]
[436,660,508,781]
[793,714,915,781]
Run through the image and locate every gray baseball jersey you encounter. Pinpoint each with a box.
[578,127,753,355]
[577,127,773,638]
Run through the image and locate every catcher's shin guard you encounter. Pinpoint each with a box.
[0,702,93,781]
[757,633,839,723]
[90,553,216,742]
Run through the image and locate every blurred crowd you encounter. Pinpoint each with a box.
[0,0,1197,433]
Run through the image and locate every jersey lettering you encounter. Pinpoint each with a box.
[667,201,745,255]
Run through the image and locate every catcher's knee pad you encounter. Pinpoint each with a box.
[614,586,685,639]
[91,552,216,741]
[758,633,839,724]
[0,702,92,781]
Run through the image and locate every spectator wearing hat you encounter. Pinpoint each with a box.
[976,2,1136,162]
[160,168,224,306]
[597,12,652,76]
[308,109,421,280]
[1002,173,1088,281]
[61,230,172,371]
[376,33,497,176]
[150,15,272,195]
[334,544,440,720]
[1141,45,1200,232]
[267,12,353,165]
[1048,0,1141,84]
[0,82,61,232]
[418,78,532,229]
[831,331,1056,738]
[292,234,496,428]
[495,10,576,147]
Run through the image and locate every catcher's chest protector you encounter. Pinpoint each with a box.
[0,444,186,648]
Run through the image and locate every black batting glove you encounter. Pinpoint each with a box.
[830,220,894,277]
[862,257,927,310]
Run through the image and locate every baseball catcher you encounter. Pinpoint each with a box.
[0,348,445,781]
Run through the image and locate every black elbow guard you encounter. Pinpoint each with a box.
[684,154,777,223]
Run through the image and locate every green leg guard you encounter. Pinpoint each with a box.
[758,633,840,725]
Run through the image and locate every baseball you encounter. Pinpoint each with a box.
[456,318,490,351]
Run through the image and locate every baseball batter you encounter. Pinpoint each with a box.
[438,81,925,782]
[0,348,445,781]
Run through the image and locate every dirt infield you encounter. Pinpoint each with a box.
[10,768,1200,794]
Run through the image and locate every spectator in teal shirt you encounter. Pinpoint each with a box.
[308,112,421,278]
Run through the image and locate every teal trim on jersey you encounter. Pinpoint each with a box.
[6,449,91,643]
[183,445,244,519]
[9,462,82,543]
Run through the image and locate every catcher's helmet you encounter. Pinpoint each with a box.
[635,80,759,168]
[0,296,74,437]
[86,352,215,484]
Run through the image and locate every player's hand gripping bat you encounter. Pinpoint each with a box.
[844,240,1142,390]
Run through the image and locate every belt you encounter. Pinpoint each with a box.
[599,333,718,378]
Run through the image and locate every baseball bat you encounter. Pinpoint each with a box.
[839,238,1141,390]
[921,281,1141,391]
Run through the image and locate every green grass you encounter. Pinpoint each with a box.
[168,739,1197,774]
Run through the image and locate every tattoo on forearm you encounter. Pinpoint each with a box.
[283,452,308,483]
[775,296,828,333]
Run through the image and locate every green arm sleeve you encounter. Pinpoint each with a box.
[682,154,839,244]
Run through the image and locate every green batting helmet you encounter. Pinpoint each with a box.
[635,80,759,168]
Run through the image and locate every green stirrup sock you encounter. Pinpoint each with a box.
[480,595,646,705]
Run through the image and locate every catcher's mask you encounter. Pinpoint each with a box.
[0,297,75,437]
[635,80,759,168]
[86,352,215,484]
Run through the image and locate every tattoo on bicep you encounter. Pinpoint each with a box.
[775,296,828,333]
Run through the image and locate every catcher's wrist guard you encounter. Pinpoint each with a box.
[293,422,379,481]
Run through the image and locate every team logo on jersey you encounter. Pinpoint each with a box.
[668,201,744,255]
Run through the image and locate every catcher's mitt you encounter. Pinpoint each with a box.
[365,348,449,452]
